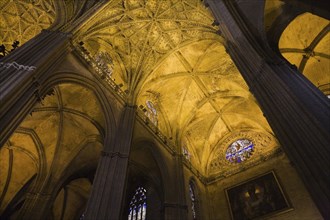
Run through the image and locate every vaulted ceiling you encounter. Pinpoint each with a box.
[77,0,279,176]
[9,0,330,217]
[0,84,104,214]
[0,0,55,49]
[265,0,330,96]
[0,0,102,50]
[4,0,327,186]
[279,13,330,95]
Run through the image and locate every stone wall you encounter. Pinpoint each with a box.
[206,153,322,220]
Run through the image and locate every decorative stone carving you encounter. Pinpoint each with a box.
[0,0,55,49]
[207,130,280,177]
[94,51,113,77]
[78,0,219,87]
[0,61,36,71]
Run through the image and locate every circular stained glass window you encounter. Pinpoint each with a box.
[226,139,254,163]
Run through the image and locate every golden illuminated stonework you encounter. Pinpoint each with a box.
[77,0,219,91]
[0,0,55,49]
[207,131,279,178]
[75,0,279,175]
[279,13,330,96]
[0,0,281,185]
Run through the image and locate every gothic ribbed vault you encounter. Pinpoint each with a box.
[264,0,330,96]
[0,0,55,49]
[0,83,104,214]
[0,0,329,219]
[76,0,279,175]
[279,13,330,95]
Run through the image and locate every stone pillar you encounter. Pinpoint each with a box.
[163,154,188,220]
[205,1,330,218]
[0,30,71,148]
[84,105,136,220]
[163,203,187,220]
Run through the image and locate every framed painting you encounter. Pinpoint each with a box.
[225,171,292,220]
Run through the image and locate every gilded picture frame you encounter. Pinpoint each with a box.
[225,171,292,220]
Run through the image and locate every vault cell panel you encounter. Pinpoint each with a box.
[29,112,59,168]
[281,52,303,69]
[59,84,105,128]
[9,133,39,160]
[0,149,37,213]
[197,45,232,72]
[179,42,209,70]
[303,56,330,87]
[206,116,229,147]
[148,55,187,80]
[279,13,329,49]
[314,32,330,54]
[54,114,92,170]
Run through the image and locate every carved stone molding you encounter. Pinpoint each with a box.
[208,130,279,176]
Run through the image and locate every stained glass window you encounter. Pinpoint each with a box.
[145,100,158,126]
[182,147,191,160]
[226,139,254,163]
[189,182,197,219]
[128,187,147,220]
[94,51,113,77]
[79,213,85,220]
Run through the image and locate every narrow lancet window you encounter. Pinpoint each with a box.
[182,147,191,160]
[189,182,197,219]
[94,51,113,77]
[145,100,158,126]
[128,187,147,220]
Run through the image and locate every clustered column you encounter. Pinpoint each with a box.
[205,0,330,219]
[163,154,188,220]
[85,105,136,220]
[0,30,71,148]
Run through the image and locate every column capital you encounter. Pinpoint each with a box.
[101,151,129,158]
[163,203,188,210]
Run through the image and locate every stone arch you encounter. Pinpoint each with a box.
[188,177,201,220]
[50,0,107,30]
[0,174,37,219]
[130,139,172,193]
[40,71,119,141]
[124,139,173,220]
[0,134,40,215]
[0,0,56,52]
[278,12,330,96]
[125,164,163,220]
[51,178,92,220]
[206,129,279,177]
[0,72,117,218]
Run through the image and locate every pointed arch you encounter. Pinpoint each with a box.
[188,178,200,220]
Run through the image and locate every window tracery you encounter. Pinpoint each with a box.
[145,100,158,126]
[189,181,197,219]
[94,51,113,77]
[128,187,147,220]
[183,147,191,160]
[226,139,254,163]
[79,213,85,220]
[0,0,55,49]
